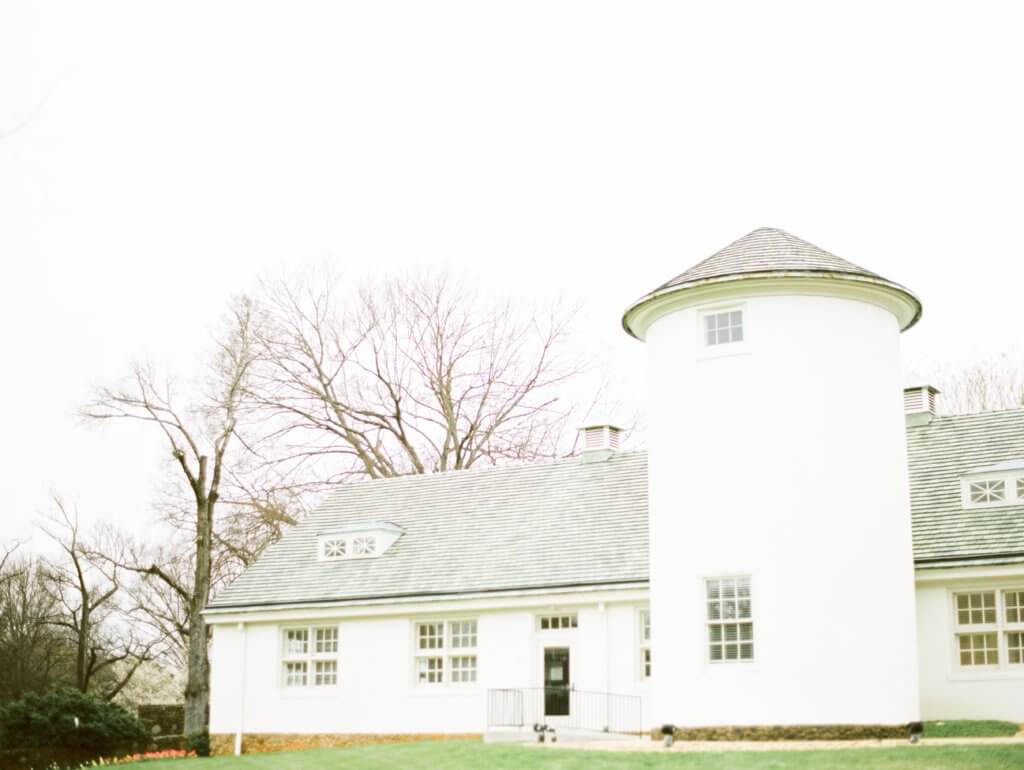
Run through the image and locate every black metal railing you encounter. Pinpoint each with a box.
[486,687,642,735]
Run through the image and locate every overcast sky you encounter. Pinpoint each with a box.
[2,1,1022,542]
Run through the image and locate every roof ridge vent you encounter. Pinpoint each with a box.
[579,424,622,462]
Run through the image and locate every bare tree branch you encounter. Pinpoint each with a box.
[248,270,588,481]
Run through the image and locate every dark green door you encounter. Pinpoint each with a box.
[544,647,570,717]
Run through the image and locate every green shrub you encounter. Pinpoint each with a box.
[185,729,211,757]
[0,687,150,751]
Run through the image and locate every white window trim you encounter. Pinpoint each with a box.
[637,608,651,680]
[412,618,479,688]
[960,473,1024,509]
[697,302,749,360]
[704,574,754,665]
[279,624,340,690]
[947,585,1024,680]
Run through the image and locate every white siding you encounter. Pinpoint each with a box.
[916,573,1024,721]
[646,289,921,726]
[209,599,650,737]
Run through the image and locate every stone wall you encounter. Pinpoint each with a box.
[137,704,185,738]
[653,724,910,742]
[209,733,480,756]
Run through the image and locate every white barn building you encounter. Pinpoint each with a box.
[206,228,1024,753]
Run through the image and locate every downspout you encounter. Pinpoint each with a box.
[600,602,611,732]
[234,622,247,756]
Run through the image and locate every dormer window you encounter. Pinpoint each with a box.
[962,461,1024,509]
[970,480,1006,505]
[317,522,403,561]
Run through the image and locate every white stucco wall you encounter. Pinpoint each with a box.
[916,567,1024,721]
[208,592,651,738]
[645,287,921,727]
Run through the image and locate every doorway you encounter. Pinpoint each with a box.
[543,647,570,717]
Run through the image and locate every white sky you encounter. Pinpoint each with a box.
[2,1,1022,542]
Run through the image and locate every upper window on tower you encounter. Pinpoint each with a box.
[703,309,744,347]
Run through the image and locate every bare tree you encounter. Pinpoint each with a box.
[82,296,259,736]
[89,524,193,672]
[41,499,159,700]
[0,556,70,701]
[0,540,24,585]
[250,271,585,481]
[939,354,1024,415]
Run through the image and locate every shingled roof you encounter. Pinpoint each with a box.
[657,227,883,289]
[908,409,1024,568]
[209,451,649,609]
[208,410,1024,611]
[622,227,922,337]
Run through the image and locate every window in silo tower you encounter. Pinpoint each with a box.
[703,310,743,346]
[706,576,753,662]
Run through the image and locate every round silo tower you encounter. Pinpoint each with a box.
[623,228,922,730]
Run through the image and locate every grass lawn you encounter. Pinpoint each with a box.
[925,720,1020,738]
[112,740,1024,769]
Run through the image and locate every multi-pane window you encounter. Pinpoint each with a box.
[1005,591,1024,624]
[353,536,376,555]
[953,589,1024,669]
[282,626,340,687]
[956,592,996,625]
[450,656,477,683]
[414,620,478,685]
[959,633,999,666]
[969,480,1006,504]
[315,660,338,686]
[285,628,309,655]
[450,621,477,648]
[639,610,651,678]
[416,656,444,683]
[1004,590,1024,666]
[316,627,338,654]
[706,577,753,662]
[1007,632,1024,665]
[703,310,743,347]
[284,661,307,687]
[538,614,578,630]
[417,622,444,650]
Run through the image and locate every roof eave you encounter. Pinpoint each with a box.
[622,270,922,340]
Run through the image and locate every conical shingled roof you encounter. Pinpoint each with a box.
[656,227,881,290]
[623,226,922,338]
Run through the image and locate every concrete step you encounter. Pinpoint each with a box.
[485,728,645,744]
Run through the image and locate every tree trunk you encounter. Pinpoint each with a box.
[183,497,213,736]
